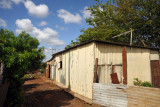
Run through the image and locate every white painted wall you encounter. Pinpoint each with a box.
[52,43,95,99]
[150,50,159,60]
[127,48,151,85]
[94,43,123,84]
[94,43,159,85]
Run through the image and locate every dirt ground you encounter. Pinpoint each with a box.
[23,77,101,107]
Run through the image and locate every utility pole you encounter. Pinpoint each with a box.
[47,48,56,54]
[130,28,133,46]
[112,28,134,46]
[52,48,53,55]
[112,29,147,47]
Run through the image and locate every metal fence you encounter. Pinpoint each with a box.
[93,83,128,107]
[93,83,160,107]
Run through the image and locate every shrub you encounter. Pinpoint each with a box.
[133,78,153,87]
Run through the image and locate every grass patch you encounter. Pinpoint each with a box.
[23,73,44,79]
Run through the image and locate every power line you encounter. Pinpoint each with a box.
[45,48,56,54]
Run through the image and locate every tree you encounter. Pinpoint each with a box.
[66,0,160,49]
[0,29,45,106]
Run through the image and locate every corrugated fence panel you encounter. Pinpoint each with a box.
[127,86,160,107]
[93,84,160,107]
[93,83,128,107]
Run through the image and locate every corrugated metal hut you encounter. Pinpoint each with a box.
[45,40,159,102]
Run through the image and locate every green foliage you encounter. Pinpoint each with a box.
[133,78,153,87]
[65,40,80,50]
[66,0,160,49]
[40,68,45,73]
[0,29,45,106]
[23,73,42,79]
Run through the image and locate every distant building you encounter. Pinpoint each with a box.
[45,40,160,102]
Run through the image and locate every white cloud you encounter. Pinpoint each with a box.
[15,19,65,46]
[55,25,68,31]
[12,0,24,4]
[0,0,12,9]
[0,18,7,27]
[0,0,49,18]
[24,0,49,18]
[15,29,22,34]
[16,19,34,32]
[0,0,24,9]
[57,9,82,24]
[44,47,52,62]
[82,6,92,19]
[38,21,47,26]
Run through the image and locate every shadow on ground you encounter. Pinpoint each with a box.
[23,78,36,81]
[24,89,74,107]
[23,78,74,107]
[23,83,41,92]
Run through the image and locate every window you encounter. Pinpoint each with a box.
[59,61,62,69]
[58,55,62,69]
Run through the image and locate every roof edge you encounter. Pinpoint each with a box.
[46,40,159,62]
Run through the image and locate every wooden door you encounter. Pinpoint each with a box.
[151,60,160,88]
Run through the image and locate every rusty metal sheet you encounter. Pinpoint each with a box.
[93,83,128,107]
[110,73,120,84]
[93,58,98,83]
[122,47,127,84]
[151,60,160,88]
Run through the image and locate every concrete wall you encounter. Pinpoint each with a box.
[51,43,95,99]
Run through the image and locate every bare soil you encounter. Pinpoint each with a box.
[23,77,100,107]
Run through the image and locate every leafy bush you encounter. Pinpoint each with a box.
[134,78,153,87]
[41,68,45,73]
[0,29,45,106]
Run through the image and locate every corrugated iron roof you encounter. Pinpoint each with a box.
[46,40,159,62]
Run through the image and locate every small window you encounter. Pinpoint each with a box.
[59,61,62,69]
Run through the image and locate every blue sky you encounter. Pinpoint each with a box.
[0,0,101,61]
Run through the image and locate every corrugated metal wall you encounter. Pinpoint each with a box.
[68,43,94,99]
[95,43,123,84]
[51,43,95,99]
[93,84,160,107]
[53,55,66,85]
[127,48,152,85]
[93,83,128,107]
[49,42,159,101]
[94,43,159,85]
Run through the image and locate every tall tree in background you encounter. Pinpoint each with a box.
[0,29,45,106]
[66,0,160,49]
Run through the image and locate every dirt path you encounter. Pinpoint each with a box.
[23,77,97,107]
